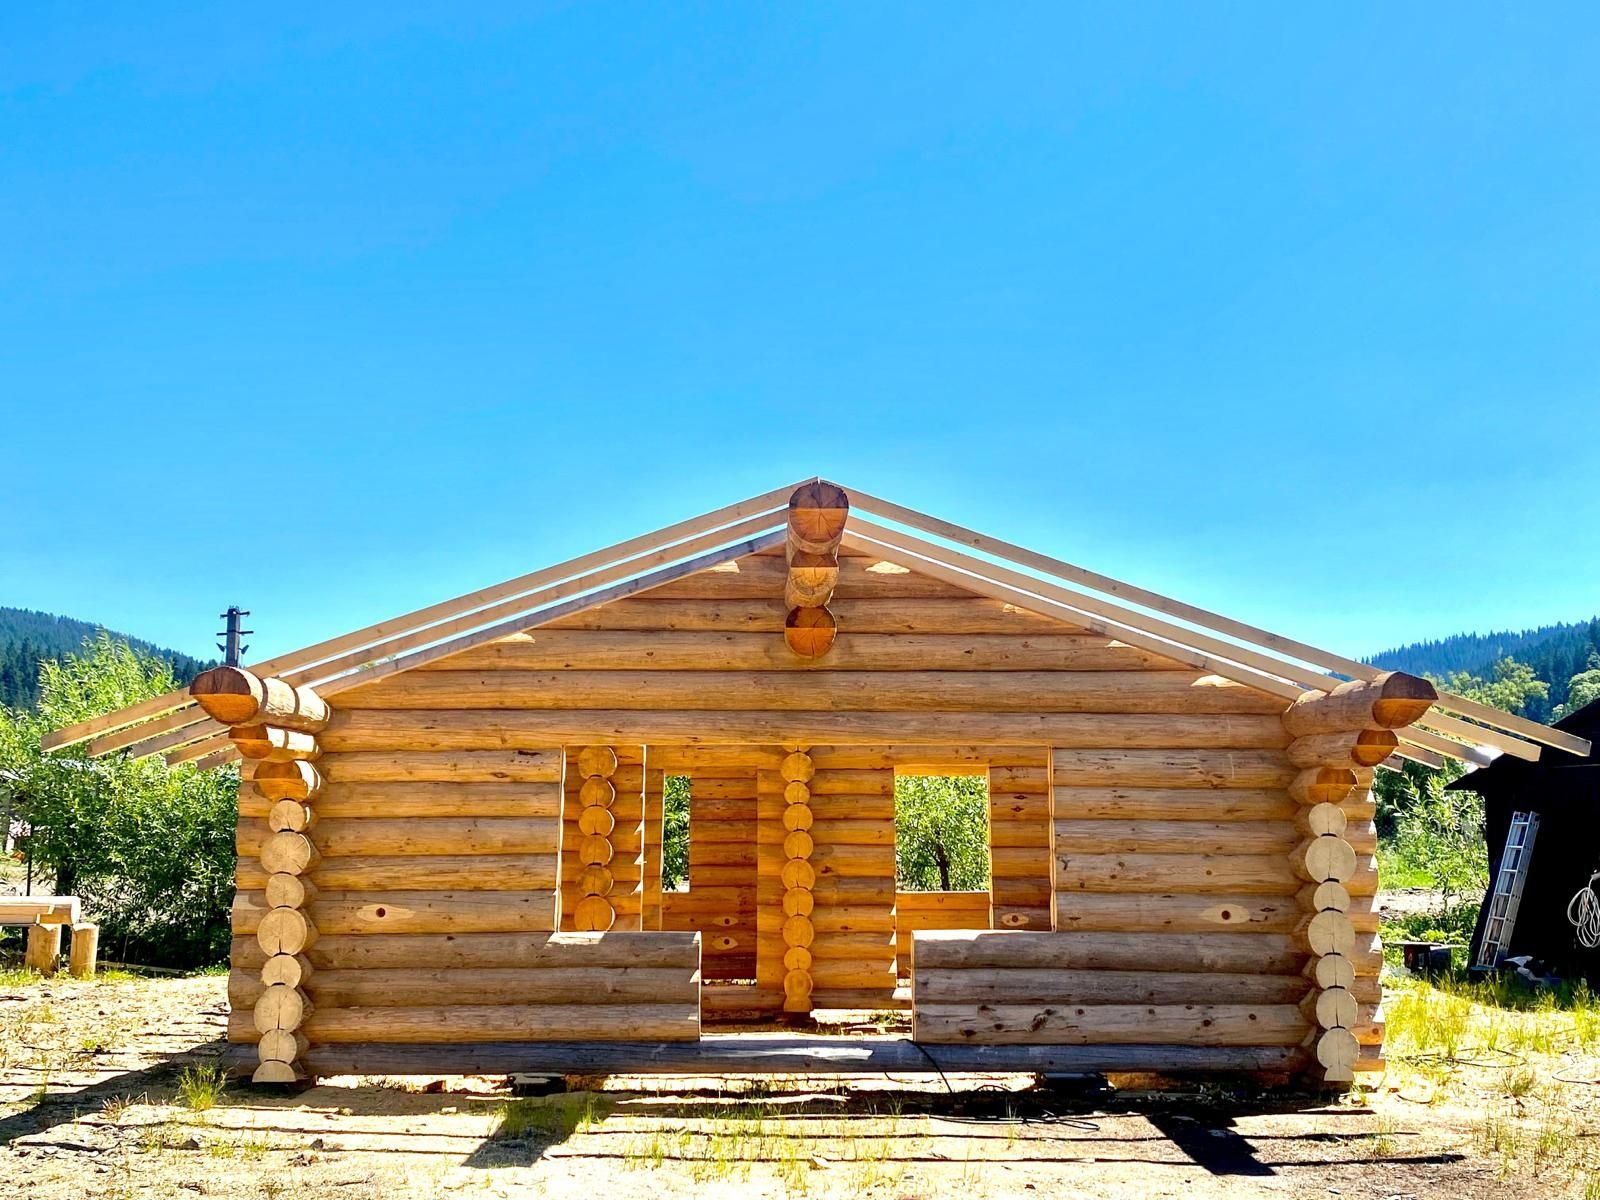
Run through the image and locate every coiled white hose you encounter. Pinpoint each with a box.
[1568,872,1600,949]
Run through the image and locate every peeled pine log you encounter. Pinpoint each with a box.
[68,923,99,979]
[257,906,318,956]
[1287,768,1356,806]
[231,724,321,762]
[1315,1027,1360,1082]
[914,968,1309,1006]
[1056,892,1300,934]
[1295,910,1355,957]
[1307,952,1354,990]
[253,983,311,1034]
[252,1061,304,1084]
[1303,985,1358,1031]
[1286,730,1398,770]
[258,1029,310,1063]
[1297,881,1351,913]
[784,551,840,609]
[268,800,315,833]
[786,480,850,556]
[261,953,314,988]
[265,873,316,909]
[1290,836,1357,884]
[252,760,322,802]
[25,923,62,975]
[191,666,330,731]
[260,831,320,875]
[1282,672,1437,737]
[305,1003,700,1044]
[783,606,837,659]
[1293,803,1348,839]
[914,1003,1308,1046]
[913,930,1305,974]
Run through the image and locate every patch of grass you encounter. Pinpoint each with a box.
[176,1062,227,1112]
[495,1092,611,1142]
[0,965,42,987]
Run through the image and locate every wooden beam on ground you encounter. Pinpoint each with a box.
[293,1035,1305,1076]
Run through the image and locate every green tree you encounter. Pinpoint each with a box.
[1554,653,1600,720]
[895,775,989,891]
[1436,656,1549,716]
[661,774,691,891]
[0,634,238,967]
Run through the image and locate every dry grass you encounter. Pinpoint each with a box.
[1377,973,1600,1193]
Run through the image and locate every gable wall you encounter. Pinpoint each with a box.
[232,545,1321,1058]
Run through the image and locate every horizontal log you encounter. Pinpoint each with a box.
[306,1004,699,1043]
[914,968,1310,1006]
[297,1036,1305,1076]
[1052,820,1296,856]
[251,760,323,802]
[1286,730,1398,770]
[309,818,559,858]
[542,596,1072,635]
[232,930,700,972]
[299,966,698,1007]
[895,891,990,913]
[1050,749,1293,789]
[1050,788,1295,822]
[1281,673,1437,737]
[239,854,559,893]
[911,930,1305,974]
[230,724,320,762]
[321,708,1290,750]
[1054,853,1301,894]
[425,630,1196,672]
[1055,893,1300,933]
[337,671,1289,715]
[914,1003,1308,1046]
[318,751,562,783]
[232,890,558,936]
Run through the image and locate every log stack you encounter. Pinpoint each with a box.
[572,746,620,932]
[1281,671,1435,1084]
[783,481,849,658]
[191,666,328,1084]
[779,749,817,1013]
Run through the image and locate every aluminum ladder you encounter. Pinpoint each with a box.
[1475,810,1539,968]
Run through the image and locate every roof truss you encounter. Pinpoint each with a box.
[44,477,1585,771]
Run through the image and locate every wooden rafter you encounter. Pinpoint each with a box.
[843,486,1588,759]
[43,479,811,754]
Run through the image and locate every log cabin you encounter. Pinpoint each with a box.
[45,479,1589,1087]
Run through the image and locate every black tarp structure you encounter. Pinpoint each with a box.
[1453,699,1600,979]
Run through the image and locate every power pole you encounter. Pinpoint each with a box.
[217,607,253,667]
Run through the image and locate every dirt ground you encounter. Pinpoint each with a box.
[6,966,1597,1200]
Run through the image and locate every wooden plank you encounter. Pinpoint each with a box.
[0,897,80,926]
[297,1035,1306,1076]
[543,596,1071,635]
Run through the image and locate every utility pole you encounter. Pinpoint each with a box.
[217,607,253,667]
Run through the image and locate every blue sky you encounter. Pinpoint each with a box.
[2,4,1597,664]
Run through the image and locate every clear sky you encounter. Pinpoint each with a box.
[2,4,1597,665]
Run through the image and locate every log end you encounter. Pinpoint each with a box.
[190,666,265,725]
[783,606,837,658]
[1352,729,1400,767]
[1371,671,1439,729]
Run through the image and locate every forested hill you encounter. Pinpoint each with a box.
[0,607,215,710]
[1367,617,1600,722]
